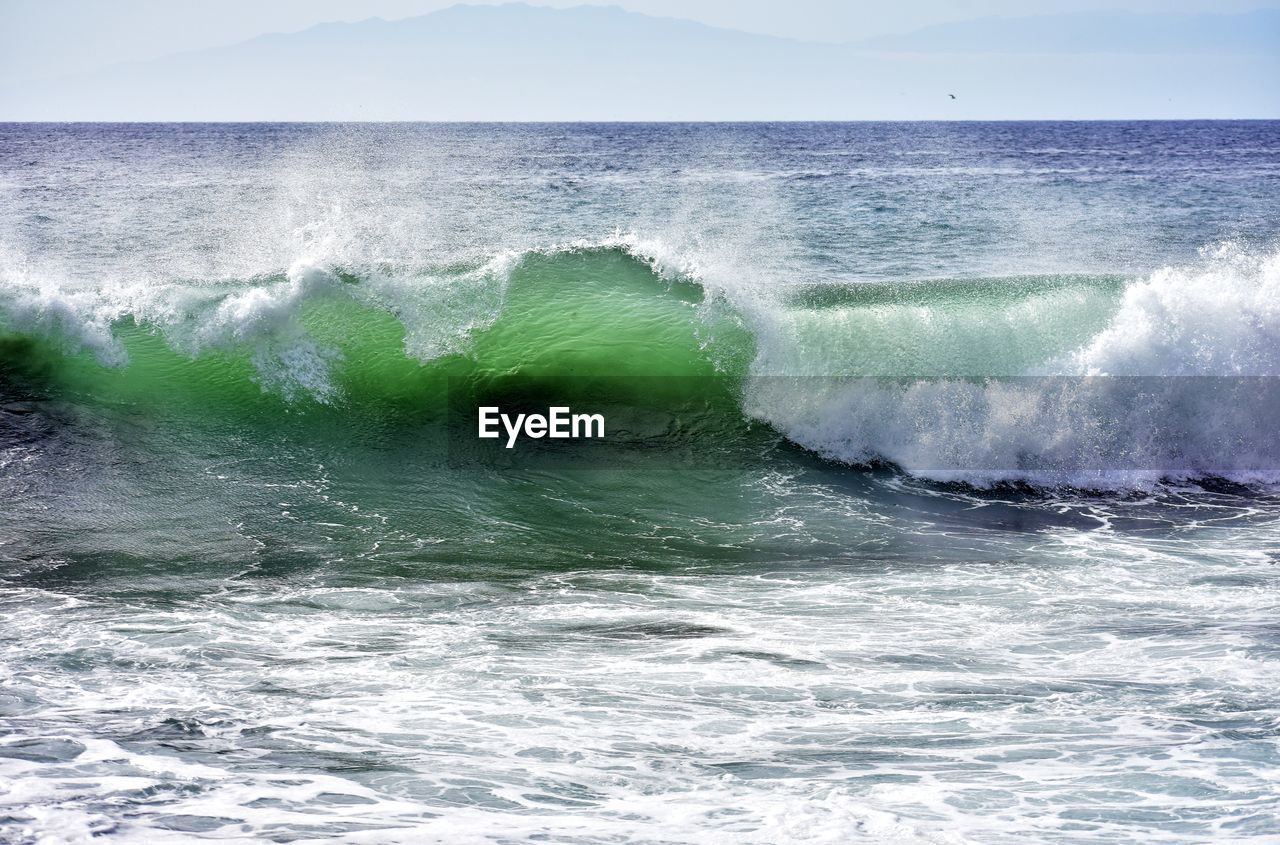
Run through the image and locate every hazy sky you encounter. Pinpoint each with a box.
[3,0,1277,83]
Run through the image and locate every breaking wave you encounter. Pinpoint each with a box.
[2,236,1278,488]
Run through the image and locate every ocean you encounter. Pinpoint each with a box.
[1,121,1279,843]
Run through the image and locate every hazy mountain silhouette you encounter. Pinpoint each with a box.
[3,3,1276,120]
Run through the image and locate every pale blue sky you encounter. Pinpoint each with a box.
[2,1,1276,119]
[2,0,1277,83]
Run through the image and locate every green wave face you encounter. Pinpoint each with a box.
[0,249,1137,459]
[0,249,756,430]
[769,275,1126,377]
[0,248,767,575]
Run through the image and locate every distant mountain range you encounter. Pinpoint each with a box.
[3,3,1277,120]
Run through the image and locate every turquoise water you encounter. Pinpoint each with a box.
[1,122,1280,843]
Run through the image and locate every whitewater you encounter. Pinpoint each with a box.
[1,122,1279,843]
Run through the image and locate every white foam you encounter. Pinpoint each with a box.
[1072,241,1280,376]
[747,243,1280,487]
[5,510,1279,842]
[0,247,128,366]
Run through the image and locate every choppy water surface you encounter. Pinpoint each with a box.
[2,122,1280,842]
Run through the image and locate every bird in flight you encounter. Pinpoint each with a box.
[948,94,957,100]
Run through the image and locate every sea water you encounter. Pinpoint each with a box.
[1,122,1279,842]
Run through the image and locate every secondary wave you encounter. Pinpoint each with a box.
[750,241,1280,486]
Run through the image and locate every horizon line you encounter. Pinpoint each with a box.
[3,118,1278,125]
